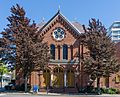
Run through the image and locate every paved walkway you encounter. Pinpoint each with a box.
[2,92,120,96]
[98,94,120,96]
[34,92,120,96]
[0,94,6,96]
[1,91,120,96]
[32,92,62,95]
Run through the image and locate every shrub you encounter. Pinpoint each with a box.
[101,88,107,93]
[107,88,116,94]
[101,88,119,94]
[16,83,31,91]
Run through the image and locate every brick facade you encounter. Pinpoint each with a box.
[16,11,120,91]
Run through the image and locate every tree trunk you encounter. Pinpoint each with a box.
[25,76,28,92]
[96,77,101,94]
[0,74,2,88]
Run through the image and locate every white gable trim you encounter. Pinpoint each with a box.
[59,12,82,34]
[40,11,83,34]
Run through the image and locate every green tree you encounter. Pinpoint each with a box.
[0,24,16,70]
[81,19,120,94]
[1,4,49,92]
[0,60,8,88]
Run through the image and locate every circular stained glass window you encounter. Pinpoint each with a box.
[53,28,65,41]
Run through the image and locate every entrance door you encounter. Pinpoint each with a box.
[43,69,50,87]
[67,69,75,87]
[53,67,64,88]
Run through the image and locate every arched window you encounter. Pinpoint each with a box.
[63,44,68,60]
[70,45,73,60]
[58,45,60,60]
[50,44,55,60]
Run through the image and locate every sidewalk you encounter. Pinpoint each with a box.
[1,91,62,96]
[32,91,62,96]
[100,94,120,96]
[0,91,120,96]
[0,94,6,96]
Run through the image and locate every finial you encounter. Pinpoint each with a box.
[58,5,60,13]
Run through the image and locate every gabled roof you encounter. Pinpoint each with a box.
[38,10,84,35]
[37,22,46,30]
[72,22,84,33]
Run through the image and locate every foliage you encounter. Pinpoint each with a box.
[1,4,49,91]
[0,60,8,75]
[81,19,120,88]
[101,88,119,94]
[0,33,15,70]
[79,86,100,94]
[79,87,119,94]
[15,83,31,91]
[0,60,8,87]
[0,63,8,75]
[1,3,49,76]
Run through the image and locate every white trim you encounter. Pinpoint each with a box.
[59,12,83,34]
[64,71,67,87]
[111,28,120,31]
[42,16,58,32]
[41,11,83,34]
[50,72,54,86]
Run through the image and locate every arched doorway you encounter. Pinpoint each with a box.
[67,69,75,87]
[53,67,64,88]
[43,68,50,87]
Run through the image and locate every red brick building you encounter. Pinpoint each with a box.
[16,11,120,92]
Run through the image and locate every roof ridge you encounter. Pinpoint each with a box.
[39,11,84,34]
[59,12,83,34]
[39,11,60,31]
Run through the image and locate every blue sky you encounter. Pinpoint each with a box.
[0,0,120,32]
